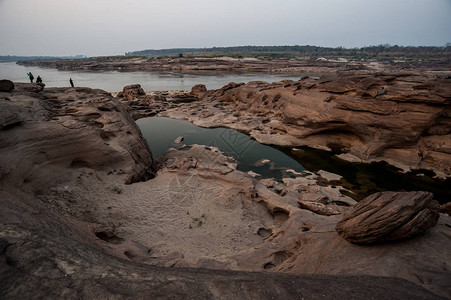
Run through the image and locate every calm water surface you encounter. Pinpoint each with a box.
[137,117,305,179]
[0,62,303,92]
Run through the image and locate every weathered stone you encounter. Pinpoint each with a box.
[298,200,341,216]
[116,84,146,100]
[0,83,157,192]
[336,191,440,244]
[274,184,288,196]
[441,202,451,216]
[260,178,276,188]
[298,192,330,204]
[1,82,451,298]
[318,170,343,181]
[247,170,260,178]
[190,84,207,98]
[173,136,184,144]
[200,73,451,177]
[0,79,14,92]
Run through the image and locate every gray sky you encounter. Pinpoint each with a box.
[1,0,450,57]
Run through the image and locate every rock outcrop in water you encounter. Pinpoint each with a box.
[336,191,441,244]
[1,82,451,298]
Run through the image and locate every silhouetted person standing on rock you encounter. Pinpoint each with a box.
[36,76,42,83]
[27,72,34,83]
[70,78,74,88]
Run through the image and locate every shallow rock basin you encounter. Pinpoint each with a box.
[138,117,451,203]
[137,117,305,179]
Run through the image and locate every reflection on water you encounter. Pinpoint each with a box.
[0,62,303,92]
[281,146,450,204]
[138,117,450,204]
[136,117,305,179]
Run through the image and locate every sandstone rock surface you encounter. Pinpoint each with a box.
[116,83,146,100]
[0,83,157,195]
[190,84,207,98]
[1,83,451,298]
[157,72,451,178]
[298,200,341,216]
[336,191,440,244]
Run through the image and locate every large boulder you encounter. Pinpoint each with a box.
[190,84,207,98]
[116,84,146,100]
[0,79,14,92]
[336,191,440,244]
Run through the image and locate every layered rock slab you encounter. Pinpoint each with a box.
[336,191,440,244]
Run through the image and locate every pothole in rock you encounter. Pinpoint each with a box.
[263,251,292,270]
[272,209,290,227]
[257,227,273,239]
[95,231,125,244]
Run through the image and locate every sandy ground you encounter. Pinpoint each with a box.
[38,146,286,268]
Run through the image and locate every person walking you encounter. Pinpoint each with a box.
[69,78,74,88]
[27,72,34,83]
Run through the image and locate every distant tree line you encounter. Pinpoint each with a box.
[125,45,450,60]
[0,55,86,63]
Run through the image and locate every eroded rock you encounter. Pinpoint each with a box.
[116,84,146,100]
[0,83,157,194]
[440,202,451,216]
[195,73,451,177]
[298,200,341,216]
[190,84,207,98]
[2,81,451,299]
[0,79,14,92]
[336,191,440,244]
[173,136,184,144]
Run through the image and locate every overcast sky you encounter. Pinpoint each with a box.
[0,0,450,57]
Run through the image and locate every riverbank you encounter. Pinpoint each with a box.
[17,55,451,75]
[1,82,450,298]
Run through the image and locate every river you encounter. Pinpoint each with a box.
[0,62,303,92]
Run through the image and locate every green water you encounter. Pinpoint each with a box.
[136,117,305,179]
[137,117,450,204]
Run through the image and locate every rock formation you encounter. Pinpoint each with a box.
[336,191,441,244]
[0,83,157,195]
[157,72,451,178]
[116,83,146,100]
[16,54,451,74]
[1,82,451,298]
[190,84,208,98]
[0,79,14,92]
[17,56,355,73]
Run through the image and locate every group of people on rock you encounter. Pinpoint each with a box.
[27,72,41,83]
[26,72,75,87]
